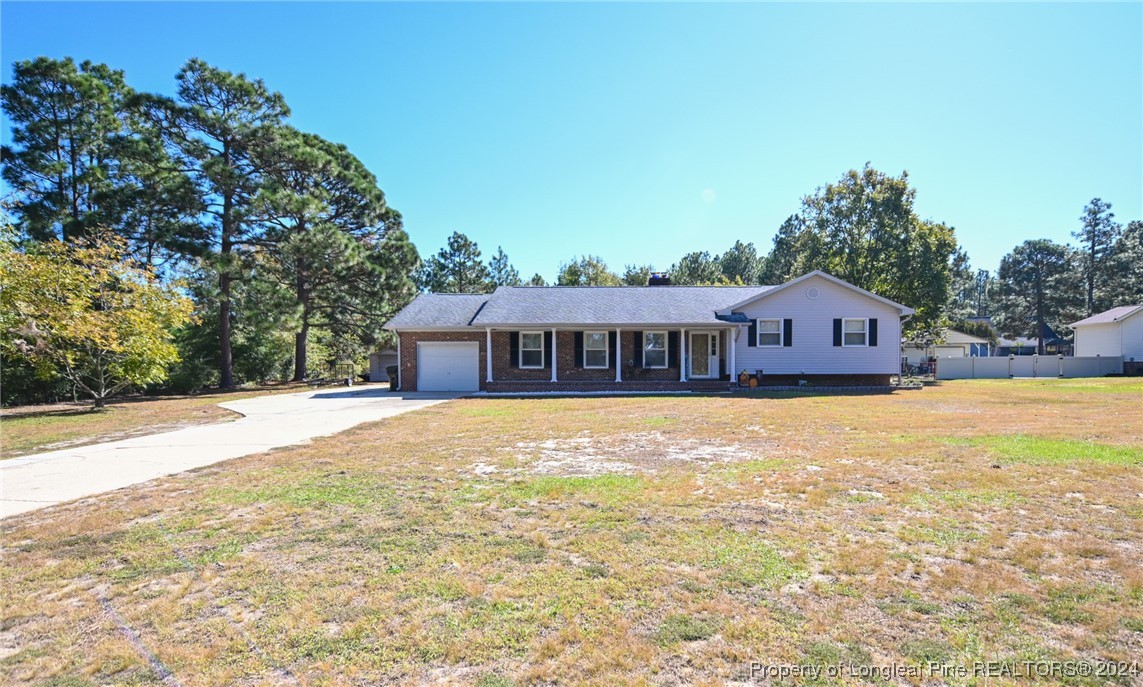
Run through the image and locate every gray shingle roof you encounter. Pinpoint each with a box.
[383,293,490,329]
[384,286,778,329]
[471,285,775,326]
[1070,305,1143,327]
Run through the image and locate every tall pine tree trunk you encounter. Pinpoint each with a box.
[293,262,309,382]
[1087,240,1095,316]
[1035,273,1046,356]
[294,324,309,382]
[219,272,234,388]
[218,188,235,389]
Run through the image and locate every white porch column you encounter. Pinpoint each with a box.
[485,328,493,383]
[728,327,736,385]
[615,328,622,382]
[680,328,687,382]
[551,327,558,382]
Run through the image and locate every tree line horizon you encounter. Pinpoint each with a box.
[2,56,1140,407]
[419,182,1141,349]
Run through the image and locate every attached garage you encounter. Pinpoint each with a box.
[416,341,480,391]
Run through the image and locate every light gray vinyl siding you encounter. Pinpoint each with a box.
[1075,311,1143,360]
[732,275,902,375]
[1125,312,1143,360]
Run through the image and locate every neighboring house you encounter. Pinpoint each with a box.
[383,271,914,392]
[367,349,399,382]
[995,322,1072,356]
[963,316,1071,356]
[902,328,991,365]
[1070,305,1143,361]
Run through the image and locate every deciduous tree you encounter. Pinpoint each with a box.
[556,255,621,286]
[761,166,963,329]
[0,234,194,407]
[622,264,653,286]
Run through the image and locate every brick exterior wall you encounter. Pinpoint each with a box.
[399,329,885,392]
[739,373,892,387]
[398,330,487,392]
[491,330,692,383]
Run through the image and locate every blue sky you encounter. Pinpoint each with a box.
[2,2,1141,281]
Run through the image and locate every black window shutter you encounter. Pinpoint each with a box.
[668,331,679,368]
[608,331,617,369]
[544,331,553,368]
[748,320,757,347]
[869,319,878,346]
[574,332,584,368]
[633,331,643,368]
[783,319,793,347]
[509,331,520,367]
[833,319,843,347]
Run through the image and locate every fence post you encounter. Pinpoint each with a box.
[1008,354,1014,378]
[1058,354,1064,378]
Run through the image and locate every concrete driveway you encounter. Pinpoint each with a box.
[0,387,460,519]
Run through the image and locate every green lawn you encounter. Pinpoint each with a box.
[2,378,1141,685]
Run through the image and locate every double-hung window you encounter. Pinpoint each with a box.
[843,319,867,347]
[584,331,608,368]
[520,332,544,368]
[644,331,667,368]
[757,319,782,346]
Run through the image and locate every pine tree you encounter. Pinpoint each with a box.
[253,127,416,380]
[419,232,491,293]
[527,273,547,286]
[1106,220,1143,306]
[488,246,521,286]
[1,58,131,242]
[143,59,289,387]
[1073,198,1121,314]
[670,251,726,285]
[719,241,761,284]
[994,239,1084,354]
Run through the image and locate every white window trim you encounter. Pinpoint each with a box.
[583,330,609,369]
[644,331,668,369]
[756,318,783,347]
[520,330,545,368]
[842,318,868,347]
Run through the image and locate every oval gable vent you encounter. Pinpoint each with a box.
[806,286,820,300]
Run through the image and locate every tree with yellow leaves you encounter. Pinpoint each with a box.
[0,232,194,408]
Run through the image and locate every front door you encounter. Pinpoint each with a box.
[689,332,717,378]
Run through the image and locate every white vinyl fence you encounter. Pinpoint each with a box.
[935,355,1123,380]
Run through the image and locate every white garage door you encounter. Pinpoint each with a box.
[417,342,480,391]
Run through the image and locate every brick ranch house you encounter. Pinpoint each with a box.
[383,271,915,392]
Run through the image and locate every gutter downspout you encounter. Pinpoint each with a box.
[899,314,912,385]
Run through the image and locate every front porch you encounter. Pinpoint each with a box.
[484,327,739,387]
[484,379,734,393]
